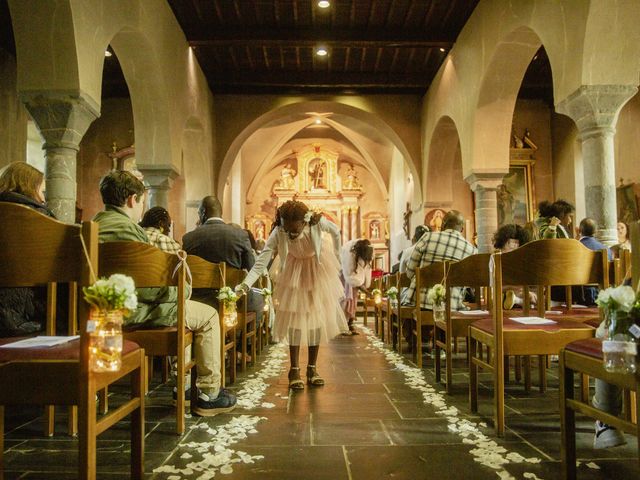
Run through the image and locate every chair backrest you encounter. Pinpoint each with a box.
[446,253,492,287]
[415,262,446,312]
[398,272,411,288]
[98,242,181,288]
[186,255,226,289]
[0,203,96,288]
[498,239,608,289]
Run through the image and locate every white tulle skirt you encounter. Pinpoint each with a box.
[271,234,348,346]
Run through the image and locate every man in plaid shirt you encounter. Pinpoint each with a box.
[404,210,476,310]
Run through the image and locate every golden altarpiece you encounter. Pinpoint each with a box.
[245,144,389,267]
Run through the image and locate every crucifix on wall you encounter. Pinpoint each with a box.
[403,203,412,240]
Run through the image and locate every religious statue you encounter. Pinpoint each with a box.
[309,160,326,189]
[370,220,380,239]
[522,129,538,150]
[254,221,266,240]
[428,209,445,232]
[278,163,296,190]
[343,164,360,190]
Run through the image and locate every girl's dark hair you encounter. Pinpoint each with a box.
[140,206,172,234]
[412,225,429,244]
[492,224,531,250]
[351,239,373,271]
[538,199,575,219]
[271,200,321,232]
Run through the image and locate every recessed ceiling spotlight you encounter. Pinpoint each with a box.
[439,47,446,53]
[318,1,330,8]
[316,47,328,57]
[104,50,113,57]
[315,118,322,124]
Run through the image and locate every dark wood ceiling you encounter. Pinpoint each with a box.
[167,0,480,94]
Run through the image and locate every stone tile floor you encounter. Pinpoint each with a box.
[2,320,638,479]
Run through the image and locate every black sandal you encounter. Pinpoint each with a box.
[306,365,325,386]
[288,367,304,390]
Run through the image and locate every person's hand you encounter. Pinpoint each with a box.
[234,283,249,296]
[549,216,561,228]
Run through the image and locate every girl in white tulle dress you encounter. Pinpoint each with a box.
[237,200,348,389]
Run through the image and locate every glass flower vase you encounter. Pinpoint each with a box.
[602,309,637,374]
[89,309,123,372]
[433,303,446,323]
[223,301,238,328]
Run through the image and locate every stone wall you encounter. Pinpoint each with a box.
[0,48,26,168]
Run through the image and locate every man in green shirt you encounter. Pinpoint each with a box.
[93,171,235,416]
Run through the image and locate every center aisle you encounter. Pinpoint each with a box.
[151,322,633,480]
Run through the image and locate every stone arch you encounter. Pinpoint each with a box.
[108,27,172,167]
[472,26,544,174]
[180,115,209,233]
[424,115,461,206]
[218,100,422,208]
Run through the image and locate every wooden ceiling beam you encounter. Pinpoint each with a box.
[189,29,454,48]
[202,70,433,88]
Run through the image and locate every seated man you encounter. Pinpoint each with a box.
[183,196,264,325]
[578,217,613,305]
[93,171,236,416]
[404,210,477,309]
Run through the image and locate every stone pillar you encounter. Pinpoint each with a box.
[466,173,504,254]
[138,164,180,209]
[556,85,637,245]
[22,93,99,223]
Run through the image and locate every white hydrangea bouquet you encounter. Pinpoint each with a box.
[595,285,639,374]
[427,283,446,307]
[386,286,399,308]
[83,273,138,315]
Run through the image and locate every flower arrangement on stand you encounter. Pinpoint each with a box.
[218,286,239,328]
[427,283,447,322]
[386,286,399,308]
[595,285,639,374]
[371,288,382,305]
[83,274,137,372]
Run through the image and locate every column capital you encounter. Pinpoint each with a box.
[465,171,505,192]
[138,164,180,191]
[21,91,99,150]
[556,85,637,133]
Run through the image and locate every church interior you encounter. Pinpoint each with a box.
[1,0,640,478]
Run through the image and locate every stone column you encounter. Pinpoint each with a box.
[22,93,99,223]
[138,164,180,210]
[466,173,504,254]
[556,85,637,245]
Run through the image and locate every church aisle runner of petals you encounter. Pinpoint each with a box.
[360,325,545,480]
[153,344,288,479]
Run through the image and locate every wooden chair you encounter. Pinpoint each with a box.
[412,262,447,368]
[226,267,257,372]
[363,276,381,331]
[98,242,193,435]
[378,273,396,344]
[469,239,608,436]
[390,273,413,354]
[435,254,492,393]
[560,338,639,479]
[185,256,236,387]
[0,203,145,479]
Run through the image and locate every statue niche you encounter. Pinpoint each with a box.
[277,163,297,190]
[342,164,361,190]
